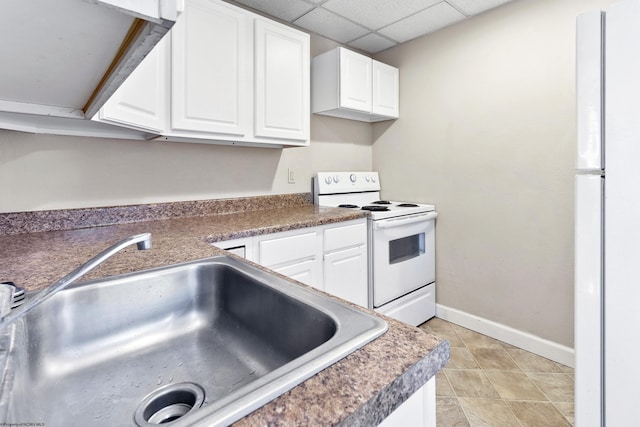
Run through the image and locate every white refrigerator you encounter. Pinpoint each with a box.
[575,1,640,425]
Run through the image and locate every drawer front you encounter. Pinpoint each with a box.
[324,221,367,252]
[259,231,318,267]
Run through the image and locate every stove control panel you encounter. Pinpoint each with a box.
[315,172,380,195]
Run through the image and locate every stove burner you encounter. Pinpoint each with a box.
[338,204,359,209]
[398,203,419,207]
[371,200,392,205]
[362,205,390,212]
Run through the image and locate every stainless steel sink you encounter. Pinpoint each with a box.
[0,255,387,426]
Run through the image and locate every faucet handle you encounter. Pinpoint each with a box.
[0,282,25,318]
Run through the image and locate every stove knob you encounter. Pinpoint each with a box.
[350,174,357,183]
[364,176,370,182]
[324,176,332,185]
[333,175,340,183]
[371,175,377,183]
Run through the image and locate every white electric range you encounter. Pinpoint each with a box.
[314,171,437,326]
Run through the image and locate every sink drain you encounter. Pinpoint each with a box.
[134,382,205,426]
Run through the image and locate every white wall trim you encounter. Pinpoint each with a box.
[436,304,575,368]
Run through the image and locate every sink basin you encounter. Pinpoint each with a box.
[0,255,387,426]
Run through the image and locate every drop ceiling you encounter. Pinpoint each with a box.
[226,0,513,53]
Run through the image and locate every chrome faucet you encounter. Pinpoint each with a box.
[0,233,152,325]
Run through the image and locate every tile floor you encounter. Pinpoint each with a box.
[419,317,574,426]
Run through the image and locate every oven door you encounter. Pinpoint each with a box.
[371,212,436,308]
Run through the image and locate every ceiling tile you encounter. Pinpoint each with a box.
[378,2,465,43]
[231,0,315,22]
[322,0,441,30]
[227,0,514,52]
[448,0,512,16]
[348,33,398,54]
[293,7,369,43]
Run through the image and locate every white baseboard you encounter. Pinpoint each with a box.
[436,304,575,368]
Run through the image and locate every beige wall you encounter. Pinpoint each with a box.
[0,0,619,348]
[373,0,615,347]
[0,35,372,213]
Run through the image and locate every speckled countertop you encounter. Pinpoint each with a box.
[0,205,367,292]
[0,200,449,426]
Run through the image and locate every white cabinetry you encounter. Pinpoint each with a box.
[0,0,180,137]
[97,0,310,147]
[337,48,372,113]
[272,259,320,287]
[211,236,254,260]
[323,221,368,307]
[379,378,436,427]
[254,19,310,141]
[211,218,368,307]
[170,0,250,137]
[312,47,398,122]
[256,229,322,289]
[372,60,400,118]
[163,0,310,146]
[95,36,169,133]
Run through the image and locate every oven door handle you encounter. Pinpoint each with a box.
[373,211,438,229]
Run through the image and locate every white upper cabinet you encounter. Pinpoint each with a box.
[96,0,310,147]
[0,0,179,138]
[170,0,251,136]
[164,1,309,146]
[312,47,399,122]
[96,36,169,133]
[254,19,310,142]
[372,60,400,119]
[339,49,373,113]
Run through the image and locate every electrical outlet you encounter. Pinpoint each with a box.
[287,168,295,184]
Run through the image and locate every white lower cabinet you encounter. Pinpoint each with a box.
[271,258,321,288]
[379,378,436,427]
[323,220,368,307]
[211,236,254,260]
[323,246,367,306]
[211,219,368,306]
[255,229,322,289]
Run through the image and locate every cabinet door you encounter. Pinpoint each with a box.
[339,48,372,112]
[171,0,251,136]
[257,230,322,288]
[324,245,368,307]
[372,60,399,118]
[254,19,309,143]
[273,259,322,289]
[97,36,168,133]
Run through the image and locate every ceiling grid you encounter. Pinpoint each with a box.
[228,0,513,53]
